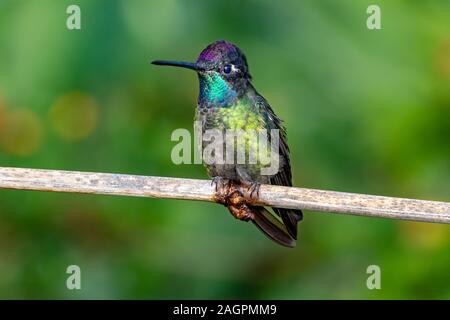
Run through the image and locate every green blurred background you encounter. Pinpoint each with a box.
[0,0,449,299]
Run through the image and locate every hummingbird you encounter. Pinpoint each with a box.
[152,40,302,247]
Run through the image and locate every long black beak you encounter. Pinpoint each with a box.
[151,60,202,71]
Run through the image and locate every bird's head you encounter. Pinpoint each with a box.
[152,40,252,104]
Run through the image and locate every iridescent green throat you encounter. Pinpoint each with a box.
[198,72,237,106]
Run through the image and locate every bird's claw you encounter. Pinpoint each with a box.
[211,176,233,192]
[239,181,261,201]
[212,177,233,205]
[248,182,261,200]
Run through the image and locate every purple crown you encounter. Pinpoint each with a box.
[197,40,241,63]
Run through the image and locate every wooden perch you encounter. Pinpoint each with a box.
[0,166,449,224]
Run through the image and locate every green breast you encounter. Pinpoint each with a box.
[219,101,267,170]
[217,101,265,131]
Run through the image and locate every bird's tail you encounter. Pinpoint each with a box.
[275,208,303,240]
[250,206,296,248]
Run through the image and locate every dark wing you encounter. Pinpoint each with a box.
[255,94,303,239]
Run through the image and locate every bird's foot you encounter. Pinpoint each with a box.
[211,177,233,204]
[239,181,261,201]
[211,176,234,192]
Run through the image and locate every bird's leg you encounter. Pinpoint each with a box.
[211,176,227,192]
[211,177,231,205]
[238,181,261,202]
[248,182,261,200]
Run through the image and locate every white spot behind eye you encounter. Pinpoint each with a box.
[231,65,240,73]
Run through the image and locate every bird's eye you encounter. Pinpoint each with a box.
[223,64,232,74]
